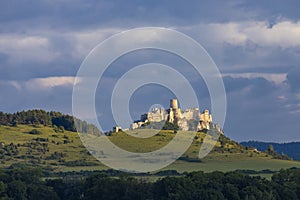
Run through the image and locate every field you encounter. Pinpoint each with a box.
[1,125,300,175]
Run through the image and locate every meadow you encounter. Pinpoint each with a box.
[1,124,300,176]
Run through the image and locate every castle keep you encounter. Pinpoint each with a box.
[130,99,222,133]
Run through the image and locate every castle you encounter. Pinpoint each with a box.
[130,99,223,133]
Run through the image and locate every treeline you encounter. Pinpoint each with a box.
[1,166,300,199]
[241,141,300,161]
[0,110,101,135]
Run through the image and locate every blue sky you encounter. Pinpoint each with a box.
[1,0,300,142]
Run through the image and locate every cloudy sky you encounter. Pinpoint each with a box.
[1,0,300,142]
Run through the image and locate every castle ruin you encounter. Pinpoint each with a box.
[130,99,223,133]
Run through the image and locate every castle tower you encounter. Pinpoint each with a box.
[168,109,175,123]
[170,99,179,109]
[168,99,181,124]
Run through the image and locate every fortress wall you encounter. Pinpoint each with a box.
[182,111,194,120]
[147,108,168,122]
[182,108,200,120]
[200,110,212,122]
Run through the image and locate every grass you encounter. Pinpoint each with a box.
[164,158,300,173]
[108,129,175,152]
[1,125,300,175]
[0,125,99,169]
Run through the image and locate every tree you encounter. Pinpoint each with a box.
[0,181,7,197]
[268,145,274,153]
[162,121,179,131]
[7,180,27,200]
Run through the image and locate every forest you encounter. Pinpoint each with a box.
[0,166,300,199]
[0,110,101,136]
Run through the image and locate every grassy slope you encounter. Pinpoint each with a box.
[0,125,106,171]
[1,125,300,173]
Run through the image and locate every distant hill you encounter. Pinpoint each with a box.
[240,141,300,161]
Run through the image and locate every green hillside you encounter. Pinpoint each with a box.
[1,124,300,175]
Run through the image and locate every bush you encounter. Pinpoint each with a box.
[29,129,42,135]
[64,160,98,166]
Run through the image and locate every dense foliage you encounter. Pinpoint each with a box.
[141,121,179,131]
[0,110,101,135]
[1,166,300,199]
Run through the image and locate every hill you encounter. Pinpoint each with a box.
[241,141,300,161]
[1,123,300,176]
[0,110,300,176]
[0,109,100,135]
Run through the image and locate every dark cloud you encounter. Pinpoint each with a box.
[214,43,300,73]
[286,67,300,92]
[0,0,299,142]
[239,0,300,21]
[1,0,298,34]
[223,76,300,142]
[0,61,79,81]
[0,0,256,32]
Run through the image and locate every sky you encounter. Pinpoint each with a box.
[0,0,300,142]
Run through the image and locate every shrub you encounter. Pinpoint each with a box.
[29,129,42,135]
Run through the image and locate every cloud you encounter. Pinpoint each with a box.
[0,19,299,81]
[0,35,56,64]
[239,1,300,21]
[26,76,80,90]
[178,20,300,75]
[223,72,287,84]
[71,28,122,57]
[4,76,80,91]
[183,20,300,48]
[7,81,22,91]
[243,21,300,48]
[222,75,300,142]
[0,0,254,32]
[0,76,77,114]
[0,0,299,142]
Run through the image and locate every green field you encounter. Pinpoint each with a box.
[1,125,300,175]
